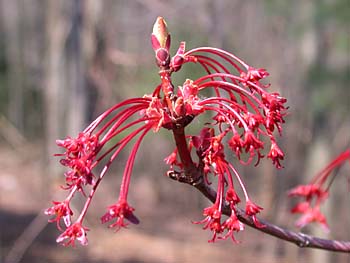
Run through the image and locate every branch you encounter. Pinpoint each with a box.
[194,180,350,253]
[171,126,350,253]
[4,212,49,263]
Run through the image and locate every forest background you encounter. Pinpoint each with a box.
[0,1,349,262]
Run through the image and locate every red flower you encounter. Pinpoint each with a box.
[45,201,73,230]
[164,149,177,166]
[288,185,330,231]
[164,148,183,169]
[191,128,212,150]
[225,187,241,207]
[290,201,310,214]
[228,134,243,159]
[242,131,264,165]
[143,96,172,131]
[56,133,98,159]
[288,184,327,200]
[207,218,223,243]
[47,16,289,246]
[243,131,264,153]
[193,204,223,242]
[241,67,269,83]
[220,213,244,242]
[288,149,350,231]
[245,200,263,216]
[267,141,284,169]
[176,79,203,116]
[245,200,264,228]
[56,222,89,247]
[295,206,329,232]
[101,201,139,231]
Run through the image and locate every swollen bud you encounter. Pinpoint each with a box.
[151,17,171,68]
[152,17,170,50]
[170,42,185,72]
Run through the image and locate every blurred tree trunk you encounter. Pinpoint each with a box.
[206,0,225,48]
[66,0,88,136]
[299,1,341,262]
[1,0,25,132]
[44,0,67,181]
[305,139,331,263]
[43,0,100,182]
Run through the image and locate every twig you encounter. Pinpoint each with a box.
[0,115,27,148]
[195,181,350,253]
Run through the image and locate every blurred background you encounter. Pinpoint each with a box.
[0,0,349,262]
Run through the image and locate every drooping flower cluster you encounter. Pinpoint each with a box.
[288,149,350,232]
[46,16,287,246]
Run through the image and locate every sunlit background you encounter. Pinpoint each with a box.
[0,0,349,262]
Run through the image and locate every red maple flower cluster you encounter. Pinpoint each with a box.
[46,17,287,246]
[288,149,350,231]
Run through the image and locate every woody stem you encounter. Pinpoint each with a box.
[170,122,350,253]
[193,180,350,253]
